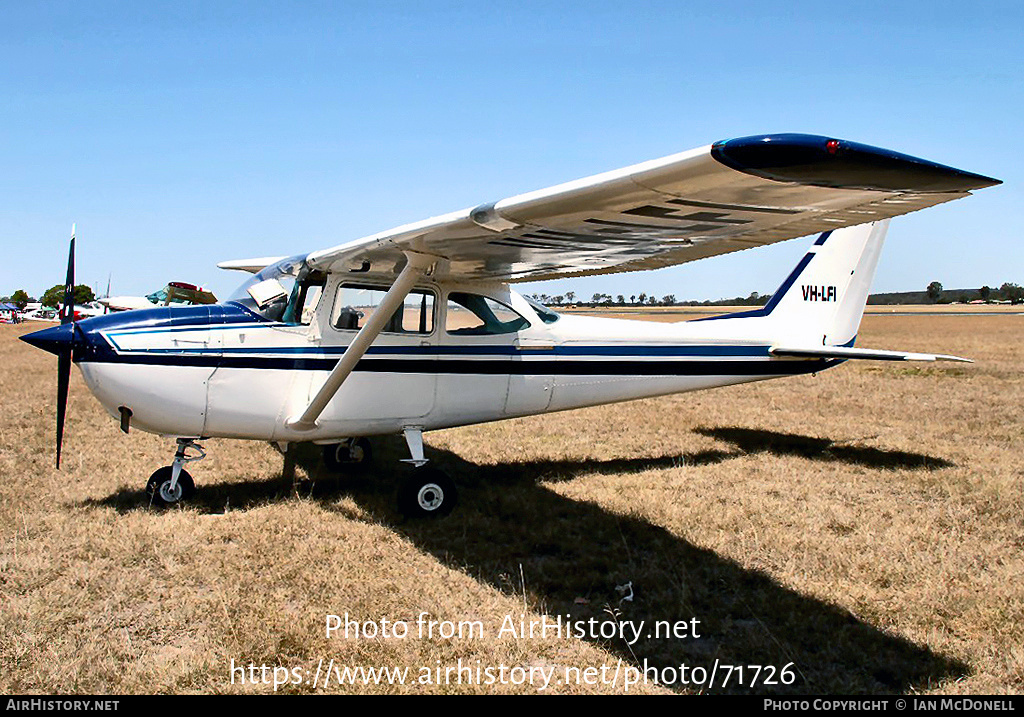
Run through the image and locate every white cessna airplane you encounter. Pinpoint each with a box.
[22,134,999,517]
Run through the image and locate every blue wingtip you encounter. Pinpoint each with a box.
[711,134,1001,193]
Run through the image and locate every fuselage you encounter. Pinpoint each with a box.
[55,278,833,442]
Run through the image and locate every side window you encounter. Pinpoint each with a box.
[331,284,435,334]
[445,292,530,335]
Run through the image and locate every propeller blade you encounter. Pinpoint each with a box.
[61,227,75,325]
[57,226,76,468]
[20,227,80,469]
[56,347,71,469]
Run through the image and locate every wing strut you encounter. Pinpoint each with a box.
[285,252,435,431]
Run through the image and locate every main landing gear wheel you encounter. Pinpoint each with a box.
[397,467,457,519]
[146,466,196,507]
[323,437,373,472]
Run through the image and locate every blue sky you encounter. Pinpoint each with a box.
[1,1,1020,302]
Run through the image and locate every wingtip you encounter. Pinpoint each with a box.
[711,134,1002,193]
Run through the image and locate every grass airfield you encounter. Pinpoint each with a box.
[1,308,1021,694]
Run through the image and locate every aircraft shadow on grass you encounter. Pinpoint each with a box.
[85,430,965,694]
[695,426,956,470]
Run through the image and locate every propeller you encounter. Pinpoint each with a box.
[21,227,79,468]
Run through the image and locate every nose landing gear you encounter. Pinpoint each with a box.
[146,438,205,507]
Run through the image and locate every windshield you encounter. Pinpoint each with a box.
[524,296,560,324]
[145,287,192,305]
[145,288,169,304]
[228,254,311,323]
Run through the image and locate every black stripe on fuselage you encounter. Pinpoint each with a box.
[79,354,837,376]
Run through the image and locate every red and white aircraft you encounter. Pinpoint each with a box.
[22,134,999,516]
[98,282,217,313]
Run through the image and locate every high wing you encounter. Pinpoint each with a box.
[306,134,999,283]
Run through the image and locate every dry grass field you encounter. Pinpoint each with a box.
[1,309,1022,694]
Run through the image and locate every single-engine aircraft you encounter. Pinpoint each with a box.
[21,134,1000,517]
[98,281,218,313]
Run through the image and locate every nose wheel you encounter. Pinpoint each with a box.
[146,438,205,508]
[147,466,195,507]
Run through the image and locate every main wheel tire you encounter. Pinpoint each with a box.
[146,466,196,508]
[397,467,457,519]
[323,438,373,472]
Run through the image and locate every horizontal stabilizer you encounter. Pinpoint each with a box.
[217,257,287,274]
[769,345,972,363]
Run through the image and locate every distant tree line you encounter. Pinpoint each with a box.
[8,280,1021,312]
[2,289,33,308]
[867,282,1023,305]
[1,284,96,309]
[526,291,772,308]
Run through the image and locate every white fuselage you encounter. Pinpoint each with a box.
[73,279,829,442]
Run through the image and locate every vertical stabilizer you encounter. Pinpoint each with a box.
[766,220,889,346]
[695,220,889,348]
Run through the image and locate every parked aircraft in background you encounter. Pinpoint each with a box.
[68,302,107,321]
[21,134,1000,517]
[98,282,217,313]
[22,308,60,322]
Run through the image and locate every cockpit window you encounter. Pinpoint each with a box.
[524,296,560,324]
[445,292,530,335]
[227,255,325,325]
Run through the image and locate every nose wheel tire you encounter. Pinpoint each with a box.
[323,437,373,472]
[397,467,457,519]
[146,466,196,507]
